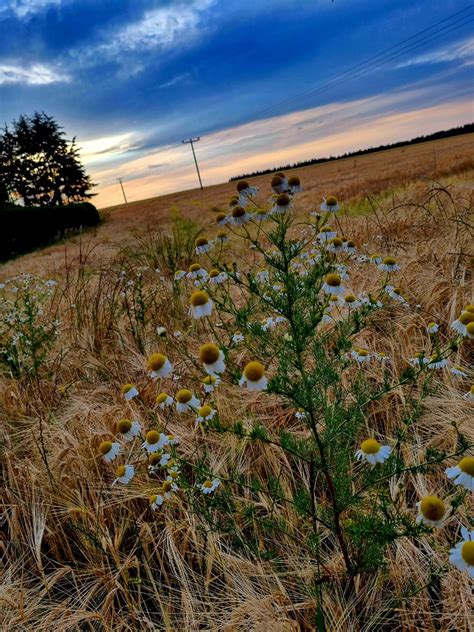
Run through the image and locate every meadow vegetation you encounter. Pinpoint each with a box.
[0,135,473,631]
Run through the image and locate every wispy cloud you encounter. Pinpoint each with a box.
[158,72,191,89]
[79,133,139,164]
[0,61,70,85]
[396,36,474,68]
[0,0,66,19]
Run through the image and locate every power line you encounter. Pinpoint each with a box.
[117,177,128,204]
[252,5,474,121]
[181,137,203,189]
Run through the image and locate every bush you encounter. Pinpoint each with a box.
[0,201,100,260]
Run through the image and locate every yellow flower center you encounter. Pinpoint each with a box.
[330,237,343,247]
[345,294,356,303]
[393,287,403,295]
[360,439,381,455]
[117,419,132,434]
[189,263,201,273]
[149,453,161,466]
[466,322,474,335]
[320,225,332,232]
[271,175,283,186]
[347,240,355,248]
[146,430,160,445]
[461,541,474,565]
[217,230,228,239]
[325,273,341,287]
[203,480,213,488]
[121,384,135,394]
[216,213,227,223]
[169,470,179,479]
[420,496,445,521]
[326,195,337,206]
[198,405,213,418]
[276,193,290,206]
[329,294,339,302]
[148,353,167,371]
[203,375,217,384]
[288,176,300,186]
[190,290,209,307]
[99,441,112,455]
[176,389,192,403]
[458,311,474,325]
[209,269,220,278]
[149,495,158,505]
[116,465,126,477]
[370,253,381,260]
[156,392,169,404]
[464,304,474,313]
[357,349,369,356]
[459,456,474,476]
[162,481,172,493]
[243,361,265,382]
[236,180,249,191]
[232,206,245,218]
[428,322,436,328]
[471,385,474,394]
[196,237,208,247]
[199,343,220,364]
[383,256,397,266]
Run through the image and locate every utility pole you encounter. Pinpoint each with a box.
[181,137,203,190]
[117,177,128,204]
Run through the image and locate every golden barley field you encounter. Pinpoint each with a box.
[1,134,473,632]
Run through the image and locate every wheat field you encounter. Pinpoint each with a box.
[0,134,473,631]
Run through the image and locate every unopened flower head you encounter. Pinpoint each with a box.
[355,439,391,465]
[271,193,291,215]
[322,273,344,296]
[156,392,173,408]
[175,388,200,412]
[416,495,446,527]
[189,290,213,319]
[239,361,268,392]
[446,456,474,491]
[116,418,141,441]
[121,384,139,400]
[113,464,135,486]
[378,256,400,272]
[147,353,173,379]
[199,342,226,375]
[449,527,474,577]
[99,440,121,463]
[320,195,339,213]
[195,236,211,255]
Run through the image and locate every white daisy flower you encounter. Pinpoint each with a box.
[355,439,391,465]
[112,464,135,486]
[231,205,251,226]
[189,290,213,319]
[328,237,345,253]
[385,285,408,304]
[451,310,474,337]
[344,239,357,255]
[149,494,165,510]
[449,527,474,577]
[121,384,139,401]
[216,230,229,244]
[254,208,270,223]
[295,408,308,420]
[142,430,169,454]
[99,441,121,463]
[271,193,292,215]
[167,434,179,446]
[202,374,220,393]
[239,361,268,392]
[174,270,186,281]
[116,419,141,441]
[148,452,167,472]
[197,478,220,494]
[450,365,468,378]
[288,175,302,194]
[199,342,226,375]
[156,392,174,408]
[237,179,258,201]
[196,404,217,424]
[426,322,439,334]
[409,353,430,367]
[319,226,337,242]
[463,385,474,401]
[378,256,400,272]
[445,456,474,491]
[369,254,383,265]
[322,273,345,296]
[187,264,208,279]
[427,354,448,370]
[320,195,339,213]
[341,294,361,309]
[175,389,201,413]
[195,237,212,255]
[351,348,371,363]
[147,353,173,379]
[271,173,288,193]
[232,332,244,344]
[215,213,228,227]
[416,495,446,527]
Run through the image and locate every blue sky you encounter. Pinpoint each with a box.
[1,0,473,206]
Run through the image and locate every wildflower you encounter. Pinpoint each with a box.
[197,478,220,494]
[116,419,141,441]
[196,404,216,424]
[445,456,474,491]
[369,253,383,265]
[203,374,220,392]
[187,263,207,279]
[142,430,168,453]
[427,353,448,370]
[328,237,345,253]
[208,269,227,284]
[231,205,251,226]
[464,385,474,401]
[195,236,211,255]
[149,483,174,510]
[319,225,337,241]
[271,193,292,215]
[215,230,229,243]
[342,294,361,308]
[378,256,400,272]
[320,195,340,213]
[409,352,430,367]
[174,270,186,281]
[99,441,121,463]
[374,351,391,363]
[416,495,446,527]
[216,213,228,226]
[232,332,244,344]
[147,353,173,379]
[295,408,307,420]
[467,322,474,339]
[121,384,139,401]
[351,348,371,363]
[148,452,166,472]
[156,326,167,337]
[451,311,474,336]
[254,208,270,222]
[288,175,302,193]
[449,527,474,577]
[386,285,408,304]
[189,290,213,319]
[344,239,357,255]
[271,173,288,193]
[113,464,135,485]
[426,322,439,334]
[175,389,200,412]
[237,179,258,201]
[450,365,468,378]
[239,361,268,392]
[199,342,226,375]
[156,392,174,408]
[322,273,344,296]
[355,439,391,465]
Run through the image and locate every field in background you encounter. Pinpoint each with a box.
[0,133,473,630]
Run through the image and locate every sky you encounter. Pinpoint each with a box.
[0,0,473,207]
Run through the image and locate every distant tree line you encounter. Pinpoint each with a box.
[229,123,474,181]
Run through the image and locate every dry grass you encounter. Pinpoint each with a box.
[0,135,473,631]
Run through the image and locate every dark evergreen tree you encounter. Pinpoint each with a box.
[0,111,94,206]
